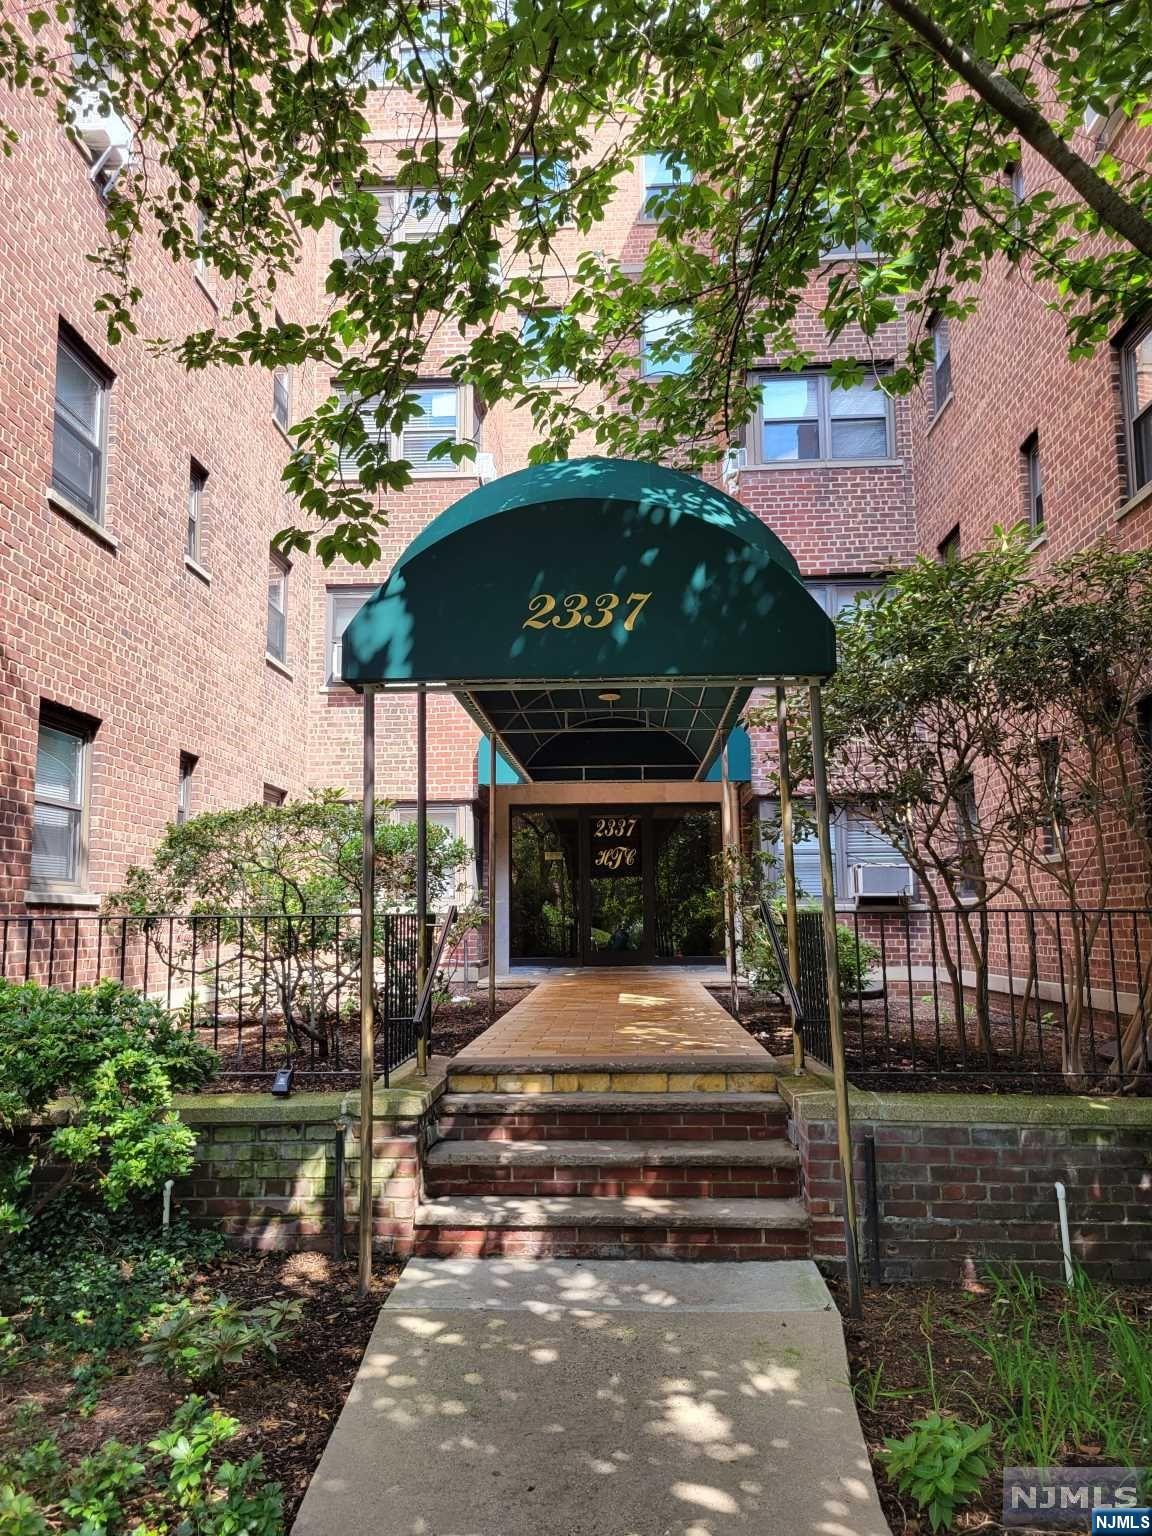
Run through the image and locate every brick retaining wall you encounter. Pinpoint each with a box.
[787,1079,1152,1283]
[170,1076,443,1255]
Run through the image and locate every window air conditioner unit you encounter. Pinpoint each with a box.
[852,863,915,900]
[722,445,746,490]
[474,451,496,483]
[71,89,133,161]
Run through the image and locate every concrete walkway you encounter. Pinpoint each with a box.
[292,1259,891,1536]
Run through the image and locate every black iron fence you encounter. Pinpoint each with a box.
[760,902,1152,1089]
[0,910,446,1082]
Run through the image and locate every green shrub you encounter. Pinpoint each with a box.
[881,1413,993,1532]
[0,1396,282,1535]
[0,979,215,1239]
[141,1294,303,1385]
[741,909,879,1001]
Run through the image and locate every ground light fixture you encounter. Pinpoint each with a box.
[270,1065,295,1097]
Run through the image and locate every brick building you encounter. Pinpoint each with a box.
[2,73,1149,974]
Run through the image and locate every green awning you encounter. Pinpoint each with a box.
[343,458,832,781]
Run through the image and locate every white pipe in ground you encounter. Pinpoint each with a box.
[1055,1181,1074,1286]
[162,1178,174,1229]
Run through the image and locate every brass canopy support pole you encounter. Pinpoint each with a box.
[416,684,429,1075]
[775,687,803,1074]
[358,686,376,1298]
[488,735,497,1024]
[809,683,863,1318]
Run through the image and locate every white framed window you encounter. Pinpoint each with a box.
[818,202,876,260]
[31,709,94,891]
[335,385,463,478]
[272,312,291,429]
[641,308,692,376]
[641,152,691,218]
[750,372,892,463]
[760,801,912,903]
[393,802,476,904]
[520,311,572,382]
[326,587,374,685]
[929,314,952,409]
[1122,318,1152,495]
[52,331,109,522]
[187,461,206,562]
[804,578,885,619]
[266,552,289,662]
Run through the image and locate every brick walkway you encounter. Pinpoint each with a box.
[455,967,770,1067]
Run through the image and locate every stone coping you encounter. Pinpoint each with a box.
[778,1072,1152,1127]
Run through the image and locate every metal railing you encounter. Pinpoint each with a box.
[756,901,1152,1089]
[0,910,439,1081]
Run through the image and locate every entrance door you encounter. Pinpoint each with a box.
[584,809,650,963]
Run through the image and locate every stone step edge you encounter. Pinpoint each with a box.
[439,1092,786,1115]
[413,1195,810,1231]
[447,1071,778,1094]
[426,1138,798,1168]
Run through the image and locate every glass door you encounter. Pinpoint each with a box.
[584,809,651,963]
[653,806,724,961]
[509,809,580,963]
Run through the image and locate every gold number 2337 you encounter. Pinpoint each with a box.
[523,592,651,632]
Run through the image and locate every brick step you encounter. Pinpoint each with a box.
[437,1092,789,1143]
[411,1194,810,1261]
[424,1138,800,1199]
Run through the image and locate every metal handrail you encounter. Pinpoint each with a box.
[759,895,804,1018]
[413,903,459,1029]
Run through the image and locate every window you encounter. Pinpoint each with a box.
[1022,432,1044,533]
[751,372,891,463]
[938,524,961,562]
[520,311,572,382]
[31,709,93,890]
[394,803,475,902]
[953,775,982,899]
[397,8,447,71]
[272,313,291,430]
[1122,320,1152,494]
[337,187,402,263]
[762,803,911,903]
[640,309,692,376]
[194,204,210,280]
[805,579,884,620]
[516,155,572,224]
[326,587,373,684]
[818,202,876,260]
[187,461,206,563]
[52,331,109,522]
[336,386,462,478]
[263,784,286,807]
[177,752,197,826]
[1006,161,1025,204]
[929,314,952,409]
[1038,737,1063,856]
[267,553,288,662]
[641,152,691,218]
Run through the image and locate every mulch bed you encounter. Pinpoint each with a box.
[829,1276,1152,1533]
[196,984,532,1092]
[2,1251,398,1524]
[722,989,1149,1095]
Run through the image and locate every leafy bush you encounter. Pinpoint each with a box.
[0,980,215,1240]
[0,1396,282,1535]
[881,1413,993,1532]
[741,910,879,1001]
[141,1294,302,1385]
[0,1206,223,1374]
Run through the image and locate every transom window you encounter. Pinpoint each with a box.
[642,152,691,217]
[336,386,462,477]
[1122,320,1152,494]
[31,710,93,890]
[52,332,109,522]
[326,587,374,684]
[750,372,891,463]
